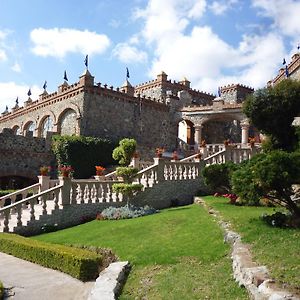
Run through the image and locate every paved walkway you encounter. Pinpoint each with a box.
[0,252,95,300]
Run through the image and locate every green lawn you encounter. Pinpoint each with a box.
[203,196,300,293]
[33,204,248,299]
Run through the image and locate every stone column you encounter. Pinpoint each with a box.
[38,176,50,192]
[194,125,203,151]
[59,177,71,206]
[241,120,250,145]
[153,157,165,183]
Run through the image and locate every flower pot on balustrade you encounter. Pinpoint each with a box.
[94,175,106,181]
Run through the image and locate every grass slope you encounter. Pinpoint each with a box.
[203,196,300,293]
[33,204,248,299]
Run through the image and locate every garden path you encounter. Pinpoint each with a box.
[0,252,94,300]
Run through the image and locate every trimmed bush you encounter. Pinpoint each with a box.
[112,138,137,166]
[0,281,3,300]
[51,135,116,179]
[0,233,102,281]
[202,162,239,193]
[116,167,138,182]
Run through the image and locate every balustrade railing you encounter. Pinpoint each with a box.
[0,184,63,233]
[0,183,40,209]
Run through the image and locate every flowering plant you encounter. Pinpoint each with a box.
[95,166,106,176]
[223,139,230,146]
[40,166,51,176]
[155,147,164,157]
[248,137,256,146]
[58,165,74,177]
[200,139,206,147]
[172,151,179,160]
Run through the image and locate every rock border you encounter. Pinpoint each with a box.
[195,197,299,300]
[88,261,131,300]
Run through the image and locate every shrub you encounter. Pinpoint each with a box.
[99,204,158,220]
[0,233,102,281]
[52,135,115,178]
[231,150,300,219]
[112,183,143,204]
[202,162,239,193]
[112,138,137,166]
[260,212,293,228]
[0,281,3,300]
[116,167,138,182]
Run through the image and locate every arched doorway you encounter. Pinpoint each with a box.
[23,121,36,135]
[178,120,195,146]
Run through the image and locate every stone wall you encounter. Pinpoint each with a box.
[0,128,54,181]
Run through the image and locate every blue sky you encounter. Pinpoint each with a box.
[0,0,299,112]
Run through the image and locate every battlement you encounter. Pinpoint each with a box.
[220,83,254,93]
[269,53,300,86]
[180,102,242,112]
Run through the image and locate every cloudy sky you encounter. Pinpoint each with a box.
[0,0,299,112]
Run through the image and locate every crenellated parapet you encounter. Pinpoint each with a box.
[268,53,300,86]
[134,72,215,105]
[220,83,254,104]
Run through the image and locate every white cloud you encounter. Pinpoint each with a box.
[252,0,300,37]
[0,30,8,62]
[11,62,21,73]
[0,82,42,113]
[209,0,238,16]
[132,0,288,93]
[112,43,147,63]
[30,28,110,58]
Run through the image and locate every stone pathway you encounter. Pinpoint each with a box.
[0,252,95,300]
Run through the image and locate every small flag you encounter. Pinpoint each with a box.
[16,97,19,105]
[297,43,300,51]
[126,67,130,79]
[64,70,68,81]
[282,58,286,65]
[27,88,31,97]
[43,80,47,90]
[84,55,88,68]
[5,105,8,111]
[285,65,289,78]
[217,87,221,97]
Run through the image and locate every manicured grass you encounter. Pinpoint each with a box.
[203,196,300,293]
[33,204,248,299]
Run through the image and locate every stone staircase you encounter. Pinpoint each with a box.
[0,144,260,236]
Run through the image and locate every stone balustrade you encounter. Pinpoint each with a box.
[0,145,261,234]
[0,182,40,208]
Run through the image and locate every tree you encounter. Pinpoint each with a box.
[231,150,300,219]
[112,138,137,166]
[243,79,300,151]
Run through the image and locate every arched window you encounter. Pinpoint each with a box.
[23,121,36,134]
[40,116,53,138]
[59,109,77,135]
[12,125,21,135]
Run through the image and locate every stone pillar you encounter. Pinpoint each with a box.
[194,125,203,151]
[38,176,50,192]
[153,157,165,183]
[130,156,140,169]
[241,121,250,145]
[59,177,71,206]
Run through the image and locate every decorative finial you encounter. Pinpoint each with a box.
[43,80,47,91]
[84,55,88,69]
[64,70,68,82]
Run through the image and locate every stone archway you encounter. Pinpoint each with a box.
[57,108,78,135]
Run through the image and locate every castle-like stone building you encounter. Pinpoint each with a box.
[0,52,299,187]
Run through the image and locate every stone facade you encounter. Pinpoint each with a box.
[0,128,54,188]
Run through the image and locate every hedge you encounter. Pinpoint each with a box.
[51,135,116,179]
[0,190,16,197]
[0,233,102,281]
[0,281,3,300]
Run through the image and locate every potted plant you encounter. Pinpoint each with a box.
[155,147,164,158]
[172,151,179,161]
[95,165,106,180]
[58,165,74,178]
[40,166,51,176]
[223,139,230,146]
[200,139,206,148]
[248,137,256,147]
